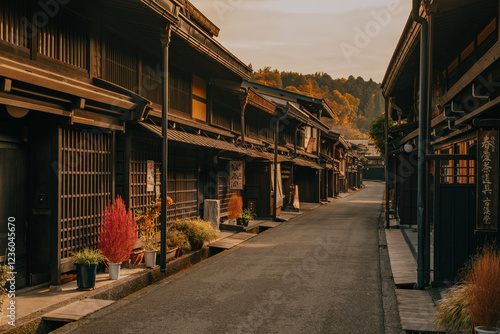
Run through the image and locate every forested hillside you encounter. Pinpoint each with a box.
[251,67,384,138]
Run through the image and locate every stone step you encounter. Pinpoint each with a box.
[43,299,114,323]
[208,232,256,254]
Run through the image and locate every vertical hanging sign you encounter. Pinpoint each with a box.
[230,161,244,190]
[147,160,155,192]
[477,130,498,231]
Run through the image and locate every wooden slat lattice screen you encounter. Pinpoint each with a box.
[60,128,112,259]
[104,33,138,92]
[218,175,238,217]
[130,139,198,222]
[0,0,28,48]
[38,11,88,69]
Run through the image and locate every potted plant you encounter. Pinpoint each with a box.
[238,208,256,227]
[135,197,173,268]
[464,246,500,334]
[227,194,242,225]
[434,246,500,334]
[434,284,474,333]
[98,196,138,280]
[71,248,106,290]
[169,217,219,251]
[166,229,190,255]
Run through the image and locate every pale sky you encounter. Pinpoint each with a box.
[190,0,412,83]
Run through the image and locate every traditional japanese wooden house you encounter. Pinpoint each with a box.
[320,131,351,200]
[0,0,262,289]
[382,0,500,285]
[349,139,384,181]
[241,82,337,207]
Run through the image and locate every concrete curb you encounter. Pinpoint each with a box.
[2,248,209,334]
[378,204,405,334]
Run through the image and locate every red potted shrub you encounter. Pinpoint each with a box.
[227,194,242,225]
[98,196,138,280]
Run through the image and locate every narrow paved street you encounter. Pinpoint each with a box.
[67,181,385,334]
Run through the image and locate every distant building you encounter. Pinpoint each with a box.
[348,139,384,181]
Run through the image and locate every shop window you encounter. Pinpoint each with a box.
[170,69,191,114]
[192,75,207,121]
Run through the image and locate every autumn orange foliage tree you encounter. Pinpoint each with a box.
[228,194,243,220]
[251,68,384,138]
[98,196,138,263]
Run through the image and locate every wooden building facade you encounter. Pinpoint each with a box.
[0,0,358,290]
[382,0,500,284]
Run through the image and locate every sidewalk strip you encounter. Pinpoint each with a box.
[386,229,417,287]
[395,290,440,333]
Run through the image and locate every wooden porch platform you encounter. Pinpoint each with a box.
[386,229,417,287]
[396,290,441,333]
[43,299,114,323]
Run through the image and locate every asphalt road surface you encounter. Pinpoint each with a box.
[66,181,385,334]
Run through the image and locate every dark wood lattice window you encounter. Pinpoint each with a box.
[218,174,238,217]
[141,53,163,105]
[130,139,198,222]
[170,148,198,220]
[59,128,113,260]
[0,0,29,49]
[130,138,162,214]
[169,68,191,115]
[103,32,138,91]
[38,10,89,69]
[212,100,233,130]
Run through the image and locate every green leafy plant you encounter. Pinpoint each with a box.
[166,229,191,252]
[169,218,219,250]
[369,113,395,157]
[135,201,160,251]
[135,197,173,251]
[434,284,474,333]
[71,248,107,265]
[239,208,256,220]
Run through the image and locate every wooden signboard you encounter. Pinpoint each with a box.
[230,161,244,190]
[477,130,498,231]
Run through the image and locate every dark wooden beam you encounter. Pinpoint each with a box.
[0,94,70,117]
[0,58,135,109]
[0,78,12,92]
[438,41,500,107]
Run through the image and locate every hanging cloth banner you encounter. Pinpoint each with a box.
[271,163,284,208]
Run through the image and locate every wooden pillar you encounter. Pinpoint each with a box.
[50,126,62,290]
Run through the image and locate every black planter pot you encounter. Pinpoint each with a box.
[75,263,98,290]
